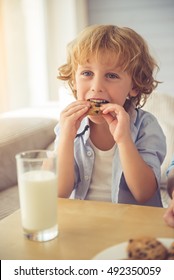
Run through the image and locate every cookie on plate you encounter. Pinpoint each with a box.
[167,241,174,260]
[127,237,168,260]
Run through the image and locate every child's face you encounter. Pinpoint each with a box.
[74,54,137,106]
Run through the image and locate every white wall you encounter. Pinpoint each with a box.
[46,0,88,101]
[87,0,174,96]
[0,0,88,112]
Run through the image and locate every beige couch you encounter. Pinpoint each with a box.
[0,92,173,219]
[0,115,57,219]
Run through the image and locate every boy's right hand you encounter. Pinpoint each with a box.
[59,100,90,139]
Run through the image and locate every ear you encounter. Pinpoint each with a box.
[129,87,139,97]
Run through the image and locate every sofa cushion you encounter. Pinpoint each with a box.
[143,92,174,189]
[0,185,20,220]
[0,117,57,191]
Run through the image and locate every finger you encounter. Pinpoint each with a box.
[101,104,124,115]
[62,104,90,117]
[102,112,118,125]
[63,100,90,113]
[71,106,90,119]
[163,210,174,227]
[166,216,174,227]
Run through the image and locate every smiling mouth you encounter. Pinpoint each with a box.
[87,99,109,115]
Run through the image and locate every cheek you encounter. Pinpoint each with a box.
[110,89,129,105]
[74,79,88,98]
[76,85,85,100]
[74,75,82,91]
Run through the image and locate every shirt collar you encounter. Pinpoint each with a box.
[76,117,90,143]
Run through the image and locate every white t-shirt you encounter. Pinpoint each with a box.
[86,139,116,201]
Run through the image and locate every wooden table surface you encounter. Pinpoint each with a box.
[0,198,173,259]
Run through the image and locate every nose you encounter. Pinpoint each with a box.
[92,88,102,93]
[91,75,104,93]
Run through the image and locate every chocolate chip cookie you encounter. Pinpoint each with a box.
[87,99,109,115]
[127,237,168,260]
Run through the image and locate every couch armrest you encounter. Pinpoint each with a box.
[0,117,57,191]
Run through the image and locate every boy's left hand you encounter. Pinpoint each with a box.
[163,198,174,228]
[101,103,131,144]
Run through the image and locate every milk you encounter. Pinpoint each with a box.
[18,170,58,231]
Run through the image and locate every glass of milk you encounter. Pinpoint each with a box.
[16,150,58,242]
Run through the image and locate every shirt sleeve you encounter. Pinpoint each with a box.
[54,123,80,188]
[134,111,166,188]
[166,156,174,175]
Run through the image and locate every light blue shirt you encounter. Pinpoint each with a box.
[55,106,166,207]
[167,155,174,175]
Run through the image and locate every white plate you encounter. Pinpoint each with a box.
[93,238,174,260]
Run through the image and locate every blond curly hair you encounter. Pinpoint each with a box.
[58,24,160,108]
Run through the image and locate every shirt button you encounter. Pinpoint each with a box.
[87,151,92,156]
[84,175,89,181]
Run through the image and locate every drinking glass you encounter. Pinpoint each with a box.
[16,150,58,242]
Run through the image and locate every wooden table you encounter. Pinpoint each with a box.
[0,198,173,259]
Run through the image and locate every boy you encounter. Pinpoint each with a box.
[55,25,166,206]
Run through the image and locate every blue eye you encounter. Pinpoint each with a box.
[106,73,119,79]
[81,71,93,76]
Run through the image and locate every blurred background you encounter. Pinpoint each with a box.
[0,0,174,113]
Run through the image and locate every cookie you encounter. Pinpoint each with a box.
[167,241,174,260]
[87,99,109,116]
[127,237,168,260]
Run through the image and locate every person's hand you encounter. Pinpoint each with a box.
[101,103,131,144]
[59,100,90,140]
[163,198,174,227]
